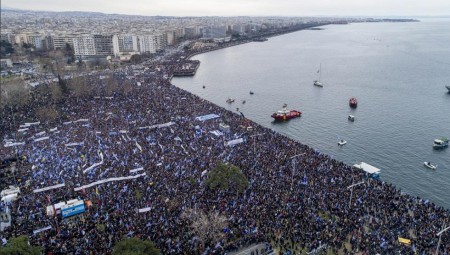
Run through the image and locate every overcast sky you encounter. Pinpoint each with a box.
[2,0,450,17]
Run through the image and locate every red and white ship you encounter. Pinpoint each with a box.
[349,97,358,108]
[271,104,301,121]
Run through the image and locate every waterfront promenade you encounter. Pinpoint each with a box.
[1,35,449,254]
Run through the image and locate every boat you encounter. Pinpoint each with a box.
[353,162,381,179]
[338,139,347,146]
[424,162,437,170]
[226,98,235,104]
[348,115,355,121]
[271,104,301,121]
[249,91,254,95]
[349,97,358,108]
[433,137,449,149]
[313,64,323,87]
[242,100,246,104]
[446,85,450,92]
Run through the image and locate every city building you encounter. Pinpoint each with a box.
[94,34,113,56]
[73,34,96,57]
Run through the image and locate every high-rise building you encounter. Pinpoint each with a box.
[27,34,44,49]
[137,35,157,54]
[94,34,113,56]
[51,34,77,50]
[112,35,139,56]
[73,34,96,57]
[155,33,168,51]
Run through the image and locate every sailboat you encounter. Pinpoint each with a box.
[313,64,323,87]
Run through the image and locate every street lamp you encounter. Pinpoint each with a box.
[289,153,305,191]
[249,133,264,155]
[435,225,450,255]
[347,179,365,208]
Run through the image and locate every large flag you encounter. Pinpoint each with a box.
[301,174,308,185]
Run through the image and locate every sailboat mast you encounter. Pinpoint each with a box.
[319,64,322,82]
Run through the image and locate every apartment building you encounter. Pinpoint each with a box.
[112,34,139,56]
[52,34,77,50]
[94,34,113,56]
[137,35,157,54]
[73,34,96,57]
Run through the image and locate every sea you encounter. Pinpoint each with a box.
[172,18,450,209]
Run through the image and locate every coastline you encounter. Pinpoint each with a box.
[1,19,448,254]
[170,24,450,211]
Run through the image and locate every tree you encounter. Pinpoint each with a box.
[129,54,142,64]
[49,83,64,103]
[0,41,15,58]
[35,106,59,123]
[65,43,75,64]
[0,78,30,111]
[181,208,228,247]
[122,79,133,96]
[0,235,42,255]
[205,162,248,195]
[68,76,92,98]
[112,237,160,255]
[104,76,119,96]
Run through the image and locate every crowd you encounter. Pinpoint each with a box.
[1,55,449,255]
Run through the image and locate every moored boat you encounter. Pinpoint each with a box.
[348,115,355,121]
[433,137,448,149]
[313,80,323,87]
[249,91,254,95]
[349,97,358,108]
[226,98,235,104]
[313,64,323,87]
[271,104,301,121]
[338,139,347,146]
[424,162,437,170]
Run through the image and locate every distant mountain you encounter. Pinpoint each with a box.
[1,6,24,11]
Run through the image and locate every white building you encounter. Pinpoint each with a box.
[51,34,77,50]
[112,35,139,56]
[137,35,157,54]
[73,34,96,57]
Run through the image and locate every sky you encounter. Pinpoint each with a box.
[2,0,450,17]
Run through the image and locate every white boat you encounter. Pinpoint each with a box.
[424,162,437,170]
[338,139,347,146]
[353,162,381,179]
[313,64,323,87]
[433,137,449,149]
[348,115,355,121]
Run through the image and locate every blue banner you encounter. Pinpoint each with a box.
[61,203,85,218]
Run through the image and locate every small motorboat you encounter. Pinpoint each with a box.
[242,100,246,104]
[433,137,449,149]
[338,139,347,146]
[349,97,358,108]
[203,85,205,89]
[313,80,323,87]
[348,115,355,121]
[249,91,254,95]
[226,98,235,104]
[424,162,437,170]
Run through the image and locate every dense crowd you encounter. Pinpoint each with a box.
[1,58,449,255]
